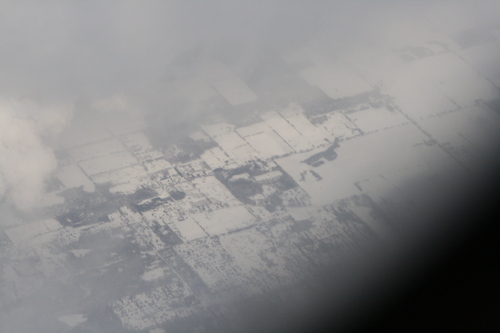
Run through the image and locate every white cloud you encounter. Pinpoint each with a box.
[0,99,72,210]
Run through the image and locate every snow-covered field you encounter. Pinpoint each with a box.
[202,122,259,163]
[458,43,500,87]
[57,164,95,192]
[201,146,241,170]
[418,106,500,171]
[121,132,164,162]
[92,164,149,194]
[211,131,258,163]
[4,219,62,244]
[70,138,125,162]
[276,124,457,205]
[6,11,500,333]
[192,205,256,236]
[191,176,239,205]
[236,121,294,159]
[260,111,313,152]
[79,150,138,176]
[57,314,87,328]
[168,215,207,242]
[387,52,498,113]
[312,111,359,140]
[346,106,408,134]
[278,104,329,147]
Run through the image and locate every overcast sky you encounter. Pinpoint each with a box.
[0,0,499,213]
[1,1,498,101]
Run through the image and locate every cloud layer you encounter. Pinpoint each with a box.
[0,99,71,210]
[0,1,499,211]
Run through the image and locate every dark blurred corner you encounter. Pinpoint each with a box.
[276,147,500,333]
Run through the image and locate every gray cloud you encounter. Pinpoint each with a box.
[1,1,498,101]
[0,1,496,210]
[0,99,71,210]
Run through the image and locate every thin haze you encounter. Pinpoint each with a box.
[1,2,500,333]
[0,1,498,208]
[0,1,343,210]
[2,1,498,209]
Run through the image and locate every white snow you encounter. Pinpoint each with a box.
[141,267,164,281]
[70,249,91,258]
[70,138,125,163]
[57,164,95,192]
[143,158,172,174]
[458,43,500,88]
[275,125,457,205]
[346,107,407,133]
[168,216,208,242]
[58,314,87,327]
[387,52,498,112]
[192,176,239,205]
[79,150,138,176]
[418,106,500,171]
[202,122,236,139]
[91,164,150,195]
[236,121,294,159]
[121,132,164,161]
[254,170,283,182]
[260,111,313,152]
[209,132,258,163]
[150,329,166,333]
[189,131,211,142]
[312,111,359,140]
[278,104,329,147]
[192,206,256,236]
[201,147,240,170]
[5,219,62,244]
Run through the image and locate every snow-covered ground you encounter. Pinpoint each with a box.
[192,205,256,236]
[58,314,87,327]
[275,124,458,206]
[346,106,408,134]
[57,164,95,192]
[236,121,294,159]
